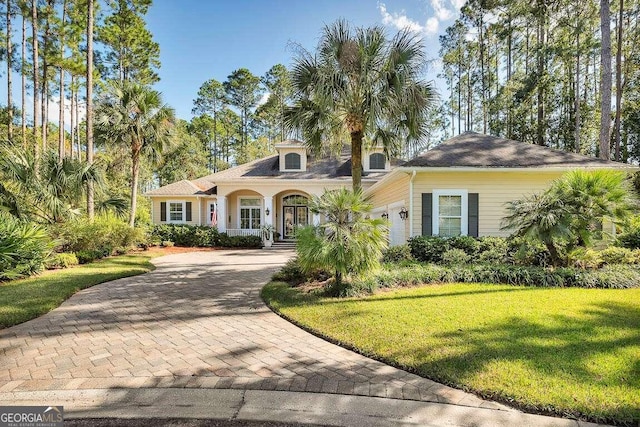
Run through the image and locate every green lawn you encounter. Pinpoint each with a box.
[262,282,640,425]
[0,252,157,328]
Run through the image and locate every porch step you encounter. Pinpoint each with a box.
[266,241,297,250]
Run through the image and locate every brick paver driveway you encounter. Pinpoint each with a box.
[0,250,504,410]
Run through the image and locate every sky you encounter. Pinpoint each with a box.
[146,0,464,119]
[1,0,465,123]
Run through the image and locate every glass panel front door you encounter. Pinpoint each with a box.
[283,206,308,239]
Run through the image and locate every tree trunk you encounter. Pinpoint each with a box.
[58,0,67,161]
[41,0,53,150]
[544,239,563,267]
[129,146,141,227]
[86,0,94,221]
[32,0,40,166]
[7,0,13,140]
[21,11,26,148]
[599,0,612,160]
[536,6,545,146]
[350,130,363,191]
[70,79,75,159]
[614,0,623,161]
[575,21,581,153]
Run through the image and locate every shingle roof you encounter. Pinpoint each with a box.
[199,149,399,181]
[404,132,633,168]
[145,179,216,196]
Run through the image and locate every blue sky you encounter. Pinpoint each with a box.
[1,0,464,123]
[147,0,464,119]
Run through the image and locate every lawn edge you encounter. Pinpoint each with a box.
[260,281,629,427]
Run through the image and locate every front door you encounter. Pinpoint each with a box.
[282,195,309,240]
[283,205,309,239]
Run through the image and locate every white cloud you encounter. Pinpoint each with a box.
[431,0,453,21]
[425,17,439,35]
[450,0,466,10]
[378,3,425,34]
[257,92,270,107]
[377,1,460,38]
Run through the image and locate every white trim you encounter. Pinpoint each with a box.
[167,200,186,224]
[238,196,262,230]
[432,190,468,237]
[409,170,416,238]
[388,200,405,209]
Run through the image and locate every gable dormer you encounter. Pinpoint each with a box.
[363,146,390,172]
[276,139,308,172]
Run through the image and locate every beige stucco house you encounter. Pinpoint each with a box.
[146,132,635,246]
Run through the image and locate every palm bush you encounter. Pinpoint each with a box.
[503,170,636,266]
[0,212,54,280]
[296,188,388,296]
[0,145,102,223]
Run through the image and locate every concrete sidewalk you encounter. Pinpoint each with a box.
[3,388,606,427]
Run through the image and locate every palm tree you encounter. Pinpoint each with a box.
[296,188,387,295]
[502,170,636,266]
[285,19,436,190]
[95,81,175,227]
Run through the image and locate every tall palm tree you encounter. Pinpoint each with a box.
[95,81,175,227]
[285,19,436,190]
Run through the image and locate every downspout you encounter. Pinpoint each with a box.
[408,170,417,238]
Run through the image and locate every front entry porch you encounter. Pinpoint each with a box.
[218,190,317,243]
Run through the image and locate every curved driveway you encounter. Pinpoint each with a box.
[0,250,502,410]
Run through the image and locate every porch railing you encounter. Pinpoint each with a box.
[225,229,263,238]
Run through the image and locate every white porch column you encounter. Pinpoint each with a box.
[217,196,227,233]
[264,196,274,226]
[313,213,320,226]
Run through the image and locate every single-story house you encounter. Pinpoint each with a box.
[145,132,635,245]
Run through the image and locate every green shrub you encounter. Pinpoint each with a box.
[599,246,637,265]
[45,252,79,269]
[161,240,175,247]
[75,249,104,264]
[446,235,480,256]
[358,262,640,292]
[408,236,449,263]
[50,215,146,255]
[568,248,603,269]
[381,245,412,263]
[0,213,54,280]
[113,247,128,256]
[441,248,471,265]
[151,224,221,247]
[220,235,263,248]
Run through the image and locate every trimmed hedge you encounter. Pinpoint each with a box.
[150,224,262,248]
[356,262,640,292]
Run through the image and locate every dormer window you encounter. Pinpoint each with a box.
[369,153,386,170]
[285,153,301,170]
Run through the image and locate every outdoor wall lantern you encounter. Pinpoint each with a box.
[399,207,408,221]
[265,207,270,216]
[381,212,389,220]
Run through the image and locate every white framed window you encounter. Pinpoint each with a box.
[168,201,186,223]
[433,190,468,237]
[239,198,261,229]
[284,153,301,170]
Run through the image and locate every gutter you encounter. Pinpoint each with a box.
[408,170,416,238]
